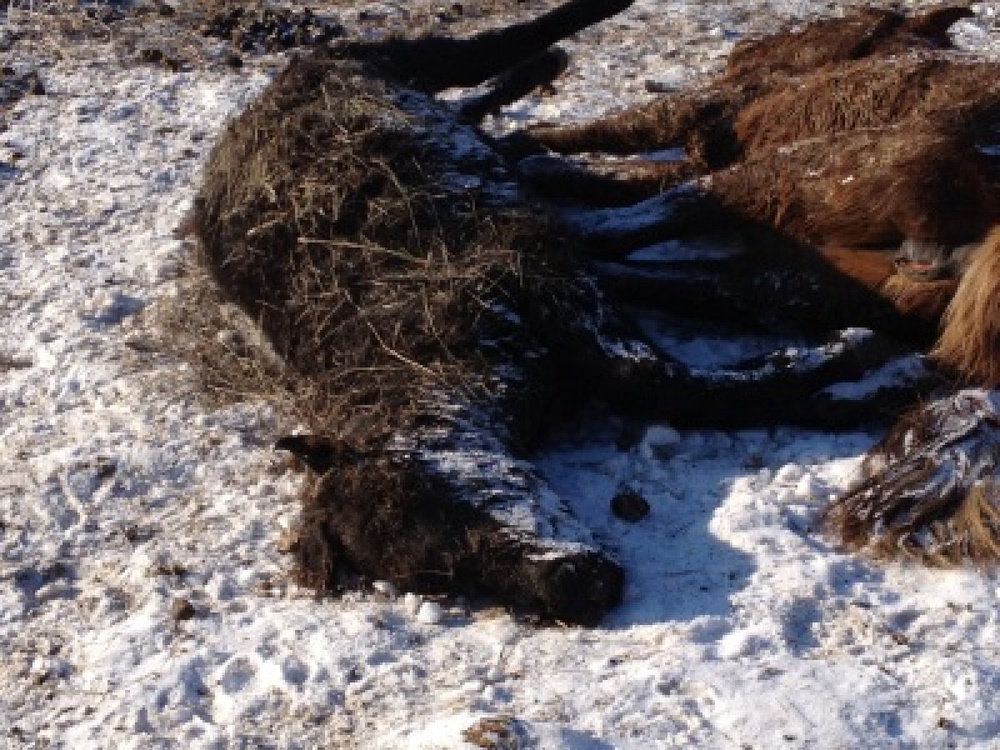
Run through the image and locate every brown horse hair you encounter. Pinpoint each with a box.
[724,5,972,85]
[933,228,1000,386]
[881,274,957,325]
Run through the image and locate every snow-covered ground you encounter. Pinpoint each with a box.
[3,1,1000,747]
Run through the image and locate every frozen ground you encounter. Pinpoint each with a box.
[3,0,1000,748]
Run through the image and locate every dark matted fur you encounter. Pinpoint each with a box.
[823,391,1000,564]
[295,450,623,625]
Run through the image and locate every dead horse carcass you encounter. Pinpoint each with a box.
[513,3,1000,564]
[192,0,661,625]
[192,0,995,623]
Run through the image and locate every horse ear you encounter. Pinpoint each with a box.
[933,228,1000,387]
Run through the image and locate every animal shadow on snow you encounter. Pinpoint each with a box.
[538,427,758,627]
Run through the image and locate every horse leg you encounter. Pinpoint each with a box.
[350,0,634,92]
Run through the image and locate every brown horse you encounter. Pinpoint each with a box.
[516,5,1000,370]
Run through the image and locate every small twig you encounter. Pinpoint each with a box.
[363,317,444,381]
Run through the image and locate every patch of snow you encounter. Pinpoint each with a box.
[561,183,698,238]
[639,311,809,370]
[821,354,930,399]
[5,1,1000,748]
[626,236,747,264]
[392,397,603,558]
[417,601,446,625]
[637,423,682,461]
